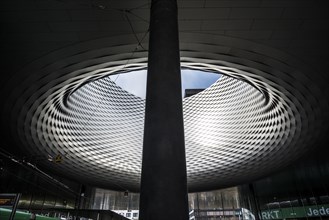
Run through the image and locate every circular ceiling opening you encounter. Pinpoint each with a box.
[14,57,305,192]
[54,62,296,191]
[10,34,324,192]
[109,69,221,99]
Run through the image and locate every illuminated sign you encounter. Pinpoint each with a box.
[260,204,329,219]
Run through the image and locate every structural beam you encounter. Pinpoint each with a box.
[139,0,189,220]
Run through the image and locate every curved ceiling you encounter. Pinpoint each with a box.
[0,0,328,192]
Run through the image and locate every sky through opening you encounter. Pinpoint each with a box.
[109,69,221,99]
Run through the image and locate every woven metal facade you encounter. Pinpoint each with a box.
[6,34,326,191]
[1,0,328,192]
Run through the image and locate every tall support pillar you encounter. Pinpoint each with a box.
[139,0,189,220]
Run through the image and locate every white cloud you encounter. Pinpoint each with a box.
[110,70,147,99]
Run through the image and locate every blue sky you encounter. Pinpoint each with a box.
[109,69,221,99]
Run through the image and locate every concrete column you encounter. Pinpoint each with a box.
[139,0,189,220]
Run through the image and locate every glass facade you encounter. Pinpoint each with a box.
[188,188,240,210]
[1,144,328,220]
[89,188,140,211]
[86,187,245,220]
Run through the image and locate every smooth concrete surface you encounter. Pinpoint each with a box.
[139,0,189,219]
